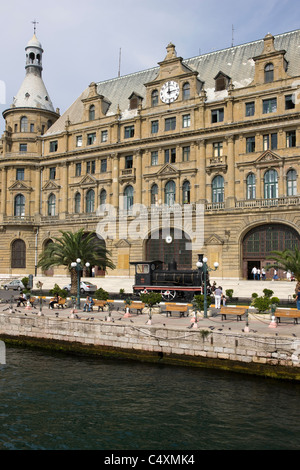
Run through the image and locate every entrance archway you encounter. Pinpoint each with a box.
[242,224,300,279]
[145,228,192,269]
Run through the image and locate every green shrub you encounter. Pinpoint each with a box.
[263,288,274,298]
[192,294,213,312]
[252,296,271,313]
[140,292,162,307]
[50,283,68,298]
[21,277,29,289]
[225,289,233,299]
[94,287,109,300]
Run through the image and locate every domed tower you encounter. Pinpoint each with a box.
[1,31,59,157]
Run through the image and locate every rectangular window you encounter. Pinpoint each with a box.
[86,160,95,174]
[76,135,82,147]
[125,155,133,169]
[30,123,34,132]
[75,163,81,177]
[49,167,56,180]
[19,144,27,152]
[263,98,277,114]
[285,95,295,110]
[182,114,191,128]
[286,130,296,148]
[101,130,108,142]
[213,142,223,157]
[263,133,277,150]
[211,108,224,123]
[182,146,190,161]
[100,159,107,173]
[245,101,255,117]
[165,148,176,163]
[246,136,255,153]
[151,151,158,166]
[124,126,134,138]
[165,117,176,131]
[87,133,96,145]
[49,140,58,152]
[151,120,159,134]
[16,168,24,181]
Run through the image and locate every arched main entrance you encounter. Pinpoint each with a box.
[242,224,300,279]
[145,228,192,269]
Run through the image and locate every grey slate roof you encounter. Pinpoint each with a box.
[45,29,300,137]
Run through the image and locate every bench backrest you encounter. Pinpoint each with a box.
[165,303,188,310]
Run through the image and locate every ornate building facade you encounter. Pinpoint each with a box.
[1,30,300,279]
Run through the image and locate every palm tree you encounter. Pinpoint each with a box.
[38,229,115,294]
[268,248,300,293]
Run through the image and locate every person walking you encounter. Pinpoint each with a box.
[214,286,222,309]
[251,266,257,280]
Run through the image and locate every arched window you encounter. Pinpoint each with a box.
[11,239,26,268]
[246,173,256,200]
[264,169,278,199]
[14,194,25,217]
[89,105,95,121]
[100,189,107,207]
[212,175,224,203]
[151,90,159,107]
[287,169,297,196]
[86,189,95,213]
[165,180,176,206]
[182,181,190,203]
[124,185,134,210]
[183,82,190,100]
[151,184,158,205]
[74,192,81,213]
[48,193,56,216]
[265,63,274,83]
[20,116,28,132]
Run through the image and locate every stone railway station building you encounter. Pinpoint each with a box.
[1,29,300,279]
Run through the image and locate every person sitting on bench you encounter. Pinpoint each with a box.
[83,296,94,312]
[17,292,27,307]
[49,294,61,309]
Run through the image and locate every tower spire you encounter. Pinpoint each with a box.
[31,19,39,35]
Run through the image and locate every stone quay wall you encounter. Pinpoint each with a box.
[0,313,300,381]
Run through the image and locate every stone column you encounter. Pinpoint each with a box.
[1,167,7,218]
[111,153,119,209]
[135,150,142,204]
[225,134,236,208]
[197,139,206,203]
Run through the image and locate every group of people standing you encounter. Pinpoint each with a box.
[209,282,226,309]
[251,266,267,280]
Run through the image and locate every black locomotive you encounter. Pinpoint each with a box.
[130,258,208,301]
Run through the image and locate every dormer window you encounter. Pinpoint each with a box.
[264,63,274,83]
[214,72,230,91]
[89,105,95,121]
[129,92,143,110]
[151,90,159,107]
[182,82,190,100]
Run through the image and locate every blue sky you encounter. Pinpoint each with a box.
[1,0,300,132]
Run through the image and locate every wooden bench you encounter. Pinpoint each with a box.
[125,302,145,315]
[220,307,247,321]
[49,297,66,309]
[165,303,189,318]
[274,309,300,324]
[92,299,108,311]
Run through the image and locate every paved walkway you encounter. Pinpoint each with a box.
[30,275,297,301]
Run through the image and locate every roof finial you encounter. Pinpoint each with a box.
[31,19,39,35]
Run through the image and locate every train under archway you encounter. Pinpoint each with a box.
[145,228,192,269]
[242,223,300,279]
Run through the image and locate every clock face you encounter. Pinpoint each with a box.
[160,81,180,104]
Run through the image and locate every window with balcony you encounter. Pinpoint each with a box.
[14,194,25,217]
[48,193,56,216]
[213,142,223,157]
[212,175,224,203]
[246,173,256,200]
[287,169,297,196]
[125,155,133,169]
[165,180,176,206]
[264,169,278,199]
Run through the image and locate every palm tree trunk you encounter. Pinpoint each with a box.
[70,267,78,296]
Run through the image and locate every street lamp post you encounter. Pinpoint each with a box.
[196,257,219,319]
[71,258,90,309]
